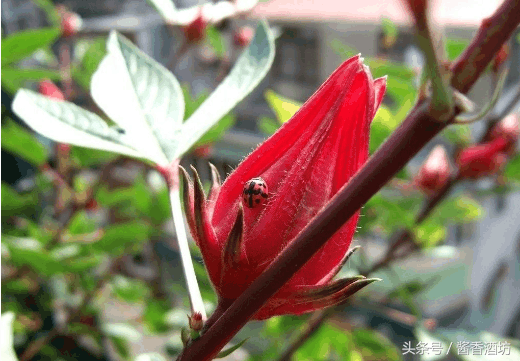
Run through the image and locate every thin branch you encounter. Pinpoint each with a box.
[406,0,453,119]
[276,309,332,361]
[450,0,520,94]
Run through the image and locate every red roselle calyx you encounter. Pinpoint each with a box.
[56,6,82,37]
[38,80,65,100]
[233,26,254,47]
[457,137,509,179]
[490,113,519,154]
[182,14,207,43]
[181,55,385,319]
[414,145,451,194]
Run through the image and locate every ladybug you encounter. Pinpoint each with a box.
[242,177,268,208]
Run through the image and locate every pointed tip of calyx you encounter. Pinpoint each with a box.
[222,204,244,268]
[209,162,221,185]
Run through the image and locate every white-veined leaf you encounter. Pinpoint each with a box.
[175,20,274,158]
[91,31,185,165]
[0,312,18,361]
[12,90,142,159]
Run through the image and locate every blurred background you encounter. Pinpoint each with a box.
[2,0,520,360]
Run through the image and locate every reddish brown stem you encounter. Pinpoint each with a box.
[450,0,520,94]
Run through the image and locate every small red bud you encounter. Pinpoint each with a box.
[60,11,82,37]
[188,312,203,331]
[85,199,98,211]
[414,145,451,194]
[193,144,214,158]
[38,80,65,100]
[57,143,71,154]
[490,113,519,155]
[233,26,254,47]
[182,14,207,43]
[457,138,509,179]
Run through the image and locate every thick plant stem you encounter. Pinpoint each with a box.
[170,186,207,319]
[450,0,520,94]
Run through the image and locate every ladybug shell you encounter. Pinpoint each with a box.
[242,177,268,208]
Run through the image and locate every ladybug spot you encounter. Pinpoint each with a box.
[255,199,260,203]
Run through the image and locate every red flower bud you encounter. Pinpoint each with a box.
[38,80,65,100]
[85,199,98,211]
[60,11,82,38]
[490,113,519,155]
[182,14,207,43]
[457,138,509,179]
[181,56,386,319]
[188,312,204,331]
[193,144,214,158]
[233,26,254,47]
[415,145,451,194]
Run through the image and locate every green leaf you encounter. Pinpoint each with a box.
[446,38,470,61]
[1,183,38,217]
[1,68,61,94]
[96,185,135,207]
[431,195,484,223]
[111,275,150,304]
[264,89,301,124]
[215,338,249,359]
[143,299,171,334]
[5,237,65,276]
[71,38,107,92]
[110,336,131,360]
[175,20,275,158]
[351,328,401,361]
[381,17,398,39]
[135,353,167,361]
[67,210,98,235]
[91,31,185,165]
[369,105,397,153]
[193,113,235,148]
[1,118,48,167]
[206,26,226,58]
[0,312,18,361]
[362,193,421,235]
[414,220,447,248]
[103,323,142,342]
[1,27,61,66]
[258,116,279,135]
[180,85,236,147]
[505,154,520,182]
[70,146,117,167]
[63,254,103,272]
[32,0,61,25]
[443,124,472,145]
[12,89,143,159]
[93,221,150,254]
